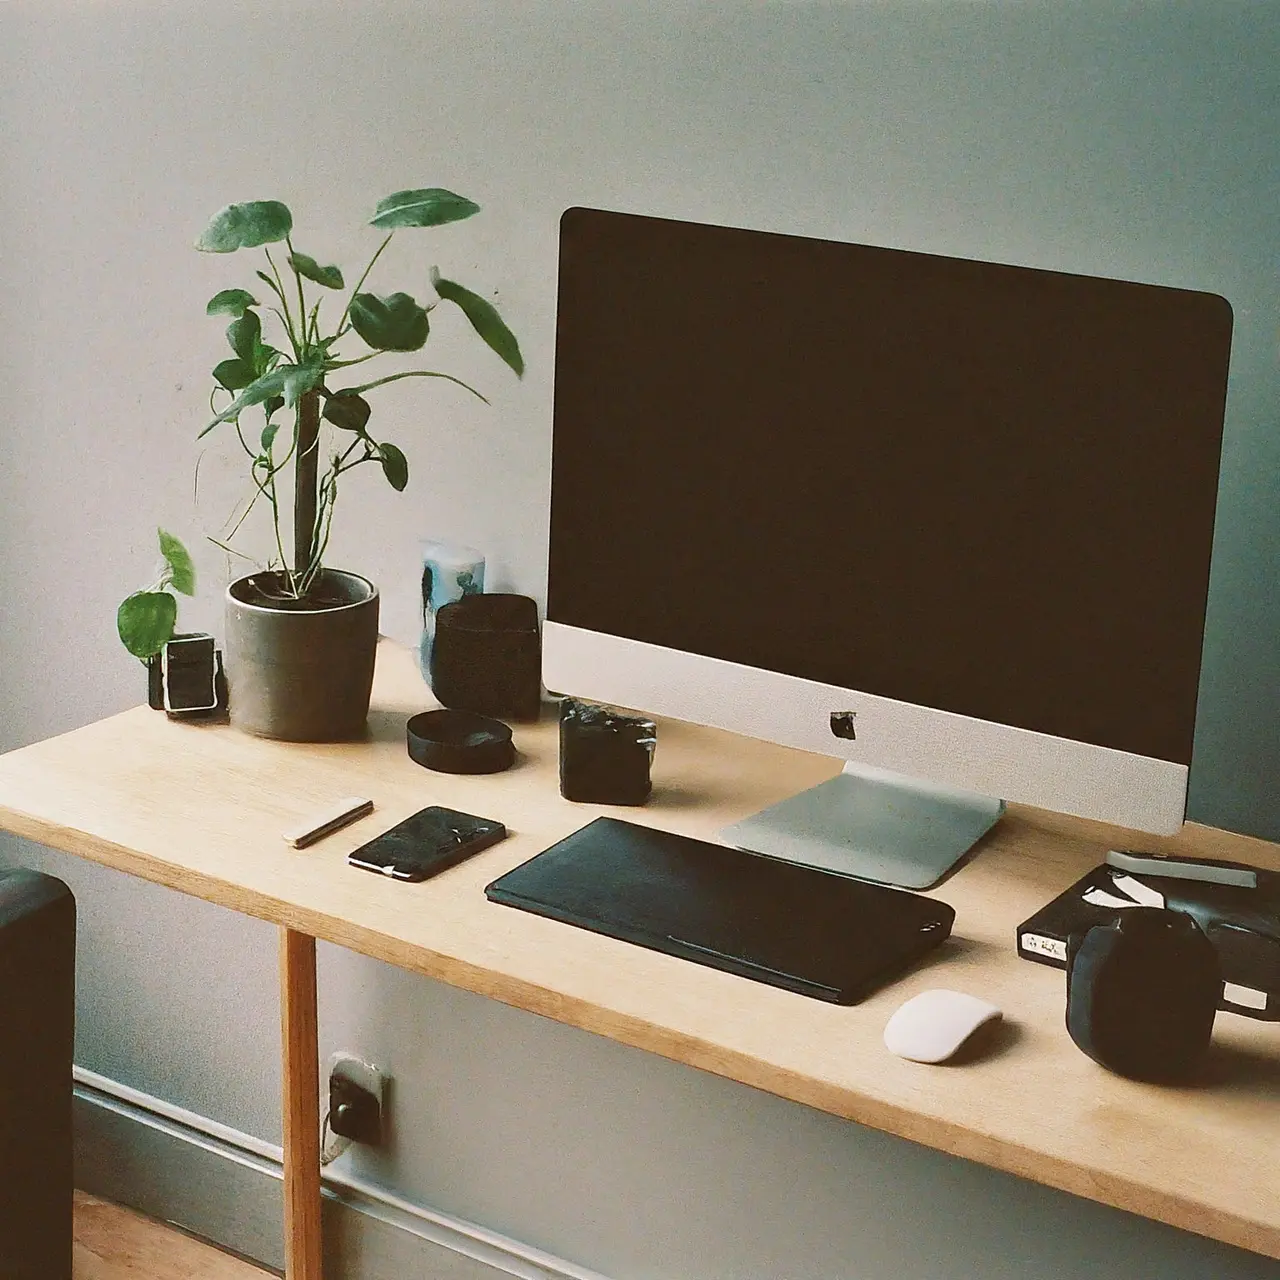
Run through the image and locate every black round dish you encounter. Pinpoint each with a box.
[406,709,515,775]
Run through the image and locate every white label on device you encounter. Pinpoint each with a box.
[1222,982,1268,1011]
[1022,933,1067,962]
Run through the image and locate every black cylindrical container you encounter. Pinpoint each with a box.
[0,869,76,1279]
[430,594,542,721]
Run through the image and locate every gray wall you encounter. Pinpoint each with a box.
[2,2,1278,1277]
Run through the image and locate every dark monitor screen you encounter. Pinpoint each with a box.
[548,208,1233,766]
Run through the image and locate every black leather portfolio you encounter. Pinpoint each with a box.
[485,817,954,1003]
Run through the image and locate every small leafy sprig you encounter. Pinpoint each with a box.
[117,529,196,660]
[196,189,522,599]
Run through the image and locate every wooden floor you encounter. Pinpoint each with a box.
[74,1191,274,1279]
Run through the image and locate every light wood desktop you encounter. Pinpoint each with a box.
[0,640,1276,1277]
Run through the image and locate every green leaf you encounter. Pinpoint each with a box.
[431,271,524,377]
[369,188,479,230]
[322,391,372,433]
[377,442,408,491]
[264,394,285,418]
[196,201,293,253]
[288,252,344,290]
[206,288,258,318]
[213,357,255,391]
[282,361,325,409]
[158,529,196,596]
[117,591,177,660]
[261,422,279,453]
[227,310,261,363]
[349,291,430,351]
[201,367,290,435]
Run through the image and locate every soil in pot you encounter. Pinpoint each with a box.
[232,572,363,612]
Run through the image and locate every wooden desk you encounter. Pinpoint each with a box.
[0,640,1277,1276]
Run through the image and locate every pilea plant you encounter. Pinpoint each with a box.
[115,187,520,665]
[197,187,521,604]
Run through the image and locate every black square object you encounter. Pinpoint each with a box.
[430,593,542,721]
[146,633,227,719]
[559,698,656,805]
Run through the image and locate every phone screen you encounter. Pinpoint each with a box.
[348,806,507,882]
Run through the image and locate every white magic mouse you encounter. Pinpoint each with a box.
[883,989,1003,1064]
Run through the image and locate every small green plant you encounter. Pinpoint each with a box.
[117,529,197,660]
[196,188,522,602]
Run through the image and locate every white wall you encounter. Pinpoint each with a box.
[2,2,1279,1277]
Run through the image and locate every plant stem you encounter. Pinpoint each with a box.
[293,390,322,583]
[327,352,381,369]
[207,535,257,562]
[264,248,299,358]
[286,237,309,354]
[307,466,344,584]
[266,459,290,589]
[346,369,490,403]
[337,231,394,333]
[222,494,258,543]
[334,451,375,479]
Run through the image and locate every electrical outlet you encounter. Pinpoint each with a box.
[326,1051,386,1147]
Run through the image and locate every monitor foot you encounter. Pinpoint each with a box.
[719,761,1005,889]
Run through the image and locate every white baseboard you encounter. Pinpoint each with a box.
[72,1068,608,1280]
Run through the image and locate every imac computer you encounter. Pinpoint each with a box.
[544,207,1234,888]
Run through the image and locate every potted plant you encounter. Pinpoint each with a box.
[119,188,522,741]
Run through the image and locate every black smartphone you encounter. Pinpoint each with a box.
[161,634,219,713]
[347,806,507,882]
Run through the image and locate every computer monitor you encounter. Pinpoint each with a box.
[544,207,1234,888]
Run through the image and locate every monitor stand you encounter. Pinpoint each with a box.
[719,760,1006,890]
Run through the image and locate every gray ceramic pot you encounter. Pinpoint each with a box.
[224,569,379,741]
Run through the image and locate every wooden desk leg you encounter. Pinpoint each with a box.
[280,927,323,1279]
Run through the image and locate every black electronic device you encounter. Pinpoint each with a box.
[558,698,656,805]
[546,206,1235,885]
[161,633,219,713]
[148,632,226,717]
[485,817,955,1004]
[1066,907,1220,1082]
[1017,854,1280,1020]
[347,806,507,882]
